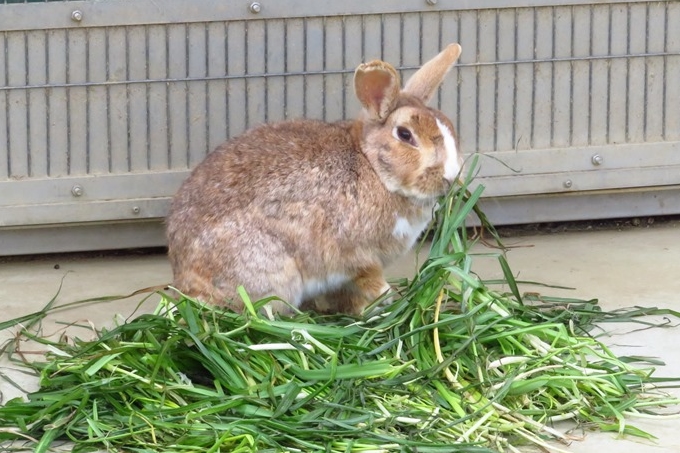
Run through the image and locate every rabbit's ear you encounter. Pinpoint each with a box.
[403,43,462,104]
[354,61,401,121]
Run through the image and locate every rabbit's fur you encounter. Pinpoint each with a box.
[166,44,463,315]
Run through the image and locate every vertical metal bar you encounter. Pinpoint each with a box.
[205,21,227,150]
[204,22,209,156]
[608,4,627,146]
[65,28,71,173]
[84,28,90,173]
[550,6,555,148]
[571,6,590,149]
[399,12,405,69]
[476,9,496,153]
[493,9,499,151]
[24,31,31,176]
[514,8,533,151]
[380,13,384,61]
[125,26,131,172]
[27,30,51,177]
[247,21,264,127]
[552,5,572,150]
[400,13,419,88]
[125,24,152,171]
[643,3,665,142]
[533,7,555,150]
[47,30,67,177]
[591,6,610,147]
[457,11,471,146]
[662,1,668,141]
[184,23,190,165]
[165,25,171,167]
[418,12,423,63]
[435,11,441,110]
[475,10,480,152]
[322,16,326,121]
[166,23,189,169]
[186,23,208,164]
[569,5,574,147]
[45,29,51,176]
[302,18,307,118]
[283,17,301,119]
[324,17,343,122]
[606,5,612,145]
[625,3,631,143]
[4,32,13,177]
[306,18,324,120]
[147,24,169,170]
[643,2,649,141]
[225,21,230,138]
[86,27,107,174]
[495,9,517,151]
[381,14,400,72]
[434,10,455,125]
[666,2,680,141]
[106,27,112,172]
[342,15,362,118]
[455,12,461,138]
[264,19,269,123]
[69,29,87,175]
[269,19,286,123]
[146,24,152,170]
[283,19,289,120]
[361,14,365,62]
[243,21,252,129]
[512,8,518,149]
[226,21,245,138]
[627,3,645,143]
[341,16,346,120]
[530,8,536,149]
[587,6,593,145]
[2,32,8,178]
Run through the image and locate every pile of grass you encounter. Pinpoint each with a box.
[1,159,679,453]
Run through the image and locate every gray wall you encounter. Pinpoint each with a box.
[1,0,679,254]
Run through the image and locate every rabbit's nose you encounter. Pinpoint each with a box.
[441,177,453,193]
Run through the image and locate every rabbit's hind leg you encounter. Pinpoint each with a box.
[306,265,391,316]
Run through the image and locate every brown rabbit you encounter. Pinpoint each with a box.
[166,44,463,315]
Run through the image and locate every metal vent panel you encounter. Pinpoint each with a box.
[0,0,678,254]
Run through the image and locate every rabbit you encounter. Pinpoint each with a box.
[166,43,463,316]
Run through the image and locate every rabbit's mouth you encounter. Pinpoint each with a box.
[396,173,451,202]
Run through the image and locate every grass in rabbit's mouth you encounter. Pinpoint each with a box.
[1,156,680,453]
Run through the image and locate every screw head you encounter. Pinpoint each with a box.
[563,180,573,189]
[249,2,261,13]
[71,185,84,197]
[71,10,83,21]
[132,206,141,215]
[591,154,603,166]
[426,0,438,4]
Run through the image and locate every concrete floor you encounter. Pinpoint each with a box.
[1,223,680,452]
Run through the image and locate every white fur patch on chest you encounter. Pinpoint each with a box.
[392,215,430,248]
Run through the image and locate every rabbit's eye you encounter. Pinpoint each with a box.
[395,126,416,146]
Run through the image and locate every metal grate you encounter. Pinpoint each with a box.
[1,5,678,181]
